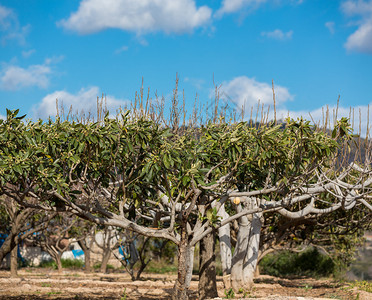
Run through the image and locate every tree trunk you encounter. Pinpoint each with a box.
[198,232,218,300]
[230,214,250,292]
[0,233,16,263]
[172,226,189,300]
[218,203,232,289]
[185,245,195,287]
[56,255,63,274]
[10,245,18,278]
[78,240,91,273]
[100,249,111,273]
[242,212,262,290]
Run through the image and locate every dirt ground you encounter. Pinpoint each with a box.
[0,269,370,300]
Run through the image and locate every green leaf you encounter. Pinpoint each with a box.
[163,155,170,169]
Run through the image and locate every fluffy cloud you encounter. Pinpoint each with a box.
[261,29,293,40]
[325,21,335,34]
[22,49,36,58]
[215,0,267,17]
[220,75,371,136]
[215,0,303,17]
[219,76,293,110]
[0,63,51,90]
[0,4,30,45]
[34,87,128,119]
[341,0,372,53]
[58,0,212,35]
[115,45,129,54]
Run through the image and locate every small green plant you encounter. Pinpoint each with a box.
[61,258,84,269]
[93,263,115,270]
[302,284,313,291]
[325,295,341,299]
[146,260,178,274]
[38,260,56,268]
[224,288,235,299]
[349,280,372,293]
[121,288,127,300]
[38,258,84,269]
[236,287,251,297]
[46,291,62,296]
[243,291,252,298]
[41,283,51,287]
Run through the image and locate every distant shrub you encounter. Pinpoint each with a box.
[259,247,335,278]
[146,259,177,274]
[38,259,56,268]
[38,258,84,269]
[61,258,84,269]
[93,263,115,270]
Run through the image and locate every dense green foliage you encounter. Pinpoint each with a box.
[38,258,84,269]
[0,107,370,298]
[259,248,335,278]
[0,109,351,210]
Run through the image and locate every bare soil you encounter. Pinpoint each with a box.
[0,269,370,300]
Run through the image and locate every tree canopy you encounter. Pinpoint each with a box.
[1,107,371,299]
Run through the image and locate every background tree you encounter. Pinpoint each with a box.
[26,213,82,273]
[0,196,56,276]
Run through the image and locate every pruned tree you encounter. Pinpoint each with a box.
[1,104,371,300]
[26,213,82,273]
[0,196,56,277]
[113,232,152,281]
[74,219,96,273]
[92,225,122,273]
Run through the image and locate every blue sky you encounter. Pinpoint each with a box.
[0,0,372,133]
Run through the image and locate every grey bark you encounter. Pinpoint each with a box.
[230,199,263,291]
[100,249,111,273]
[242,212,262,289]
[185,245,195,287]
[217,203,232,288]
[230,213,250,292]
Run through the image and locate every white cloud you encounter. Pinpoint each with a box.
[0,4,30,45]
[342,0,372,16]
[341,0,372,53]
[219,76,293,110]
[115,45,129,54]
[184,77,205,90]
[215,0,267,17]
[34,87,128,119]
[215,0,303,17]
[0,57,62,90]
[220,75,371,137]
[325,21,335,34]
[261,29,293,40]
[58,0,212,35]
[0,63,51,90]
[22,49,35,58]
